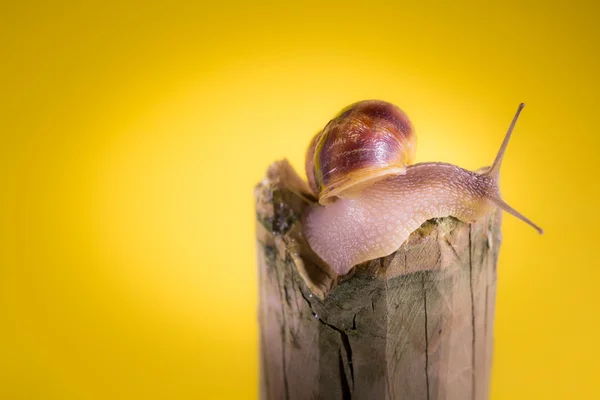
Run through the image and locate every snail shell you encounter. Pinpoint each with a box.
[305,100,417,205]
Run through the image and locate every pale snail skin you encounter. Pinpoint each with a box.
[302,100,543,276]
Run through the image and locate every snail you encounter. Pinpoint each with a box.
[302,100,542,276]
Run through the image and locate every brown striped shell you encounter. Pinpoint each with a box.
[305,100,417,205]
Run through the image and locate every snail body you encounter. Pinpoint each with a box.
[303,100,542,276]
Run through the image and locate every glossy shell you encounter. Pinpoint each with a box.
[305,100,416,204]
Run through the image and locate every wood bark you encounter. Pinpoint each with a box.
[255,160,502,400]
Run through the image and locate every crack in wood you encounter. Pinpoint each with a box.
[484,283,489,351]
[469,225,476,400]
[300,289,355,393]
[444,236,462,263]
[339,349,352,400]
[422,272,431,400]
[273,263,290,400]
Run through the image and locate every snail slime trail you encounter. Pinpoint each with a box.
[302,100,543,276]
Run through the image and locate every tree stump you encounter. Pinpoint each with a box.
[255,160,502,400]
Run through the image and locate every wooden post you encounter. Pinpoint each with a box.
[256,160,502,400]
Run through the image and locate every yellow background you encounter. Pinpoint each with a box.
[1,1,598,399]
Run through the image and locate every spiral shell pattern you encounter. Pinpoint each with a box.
[306,100,416,204]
